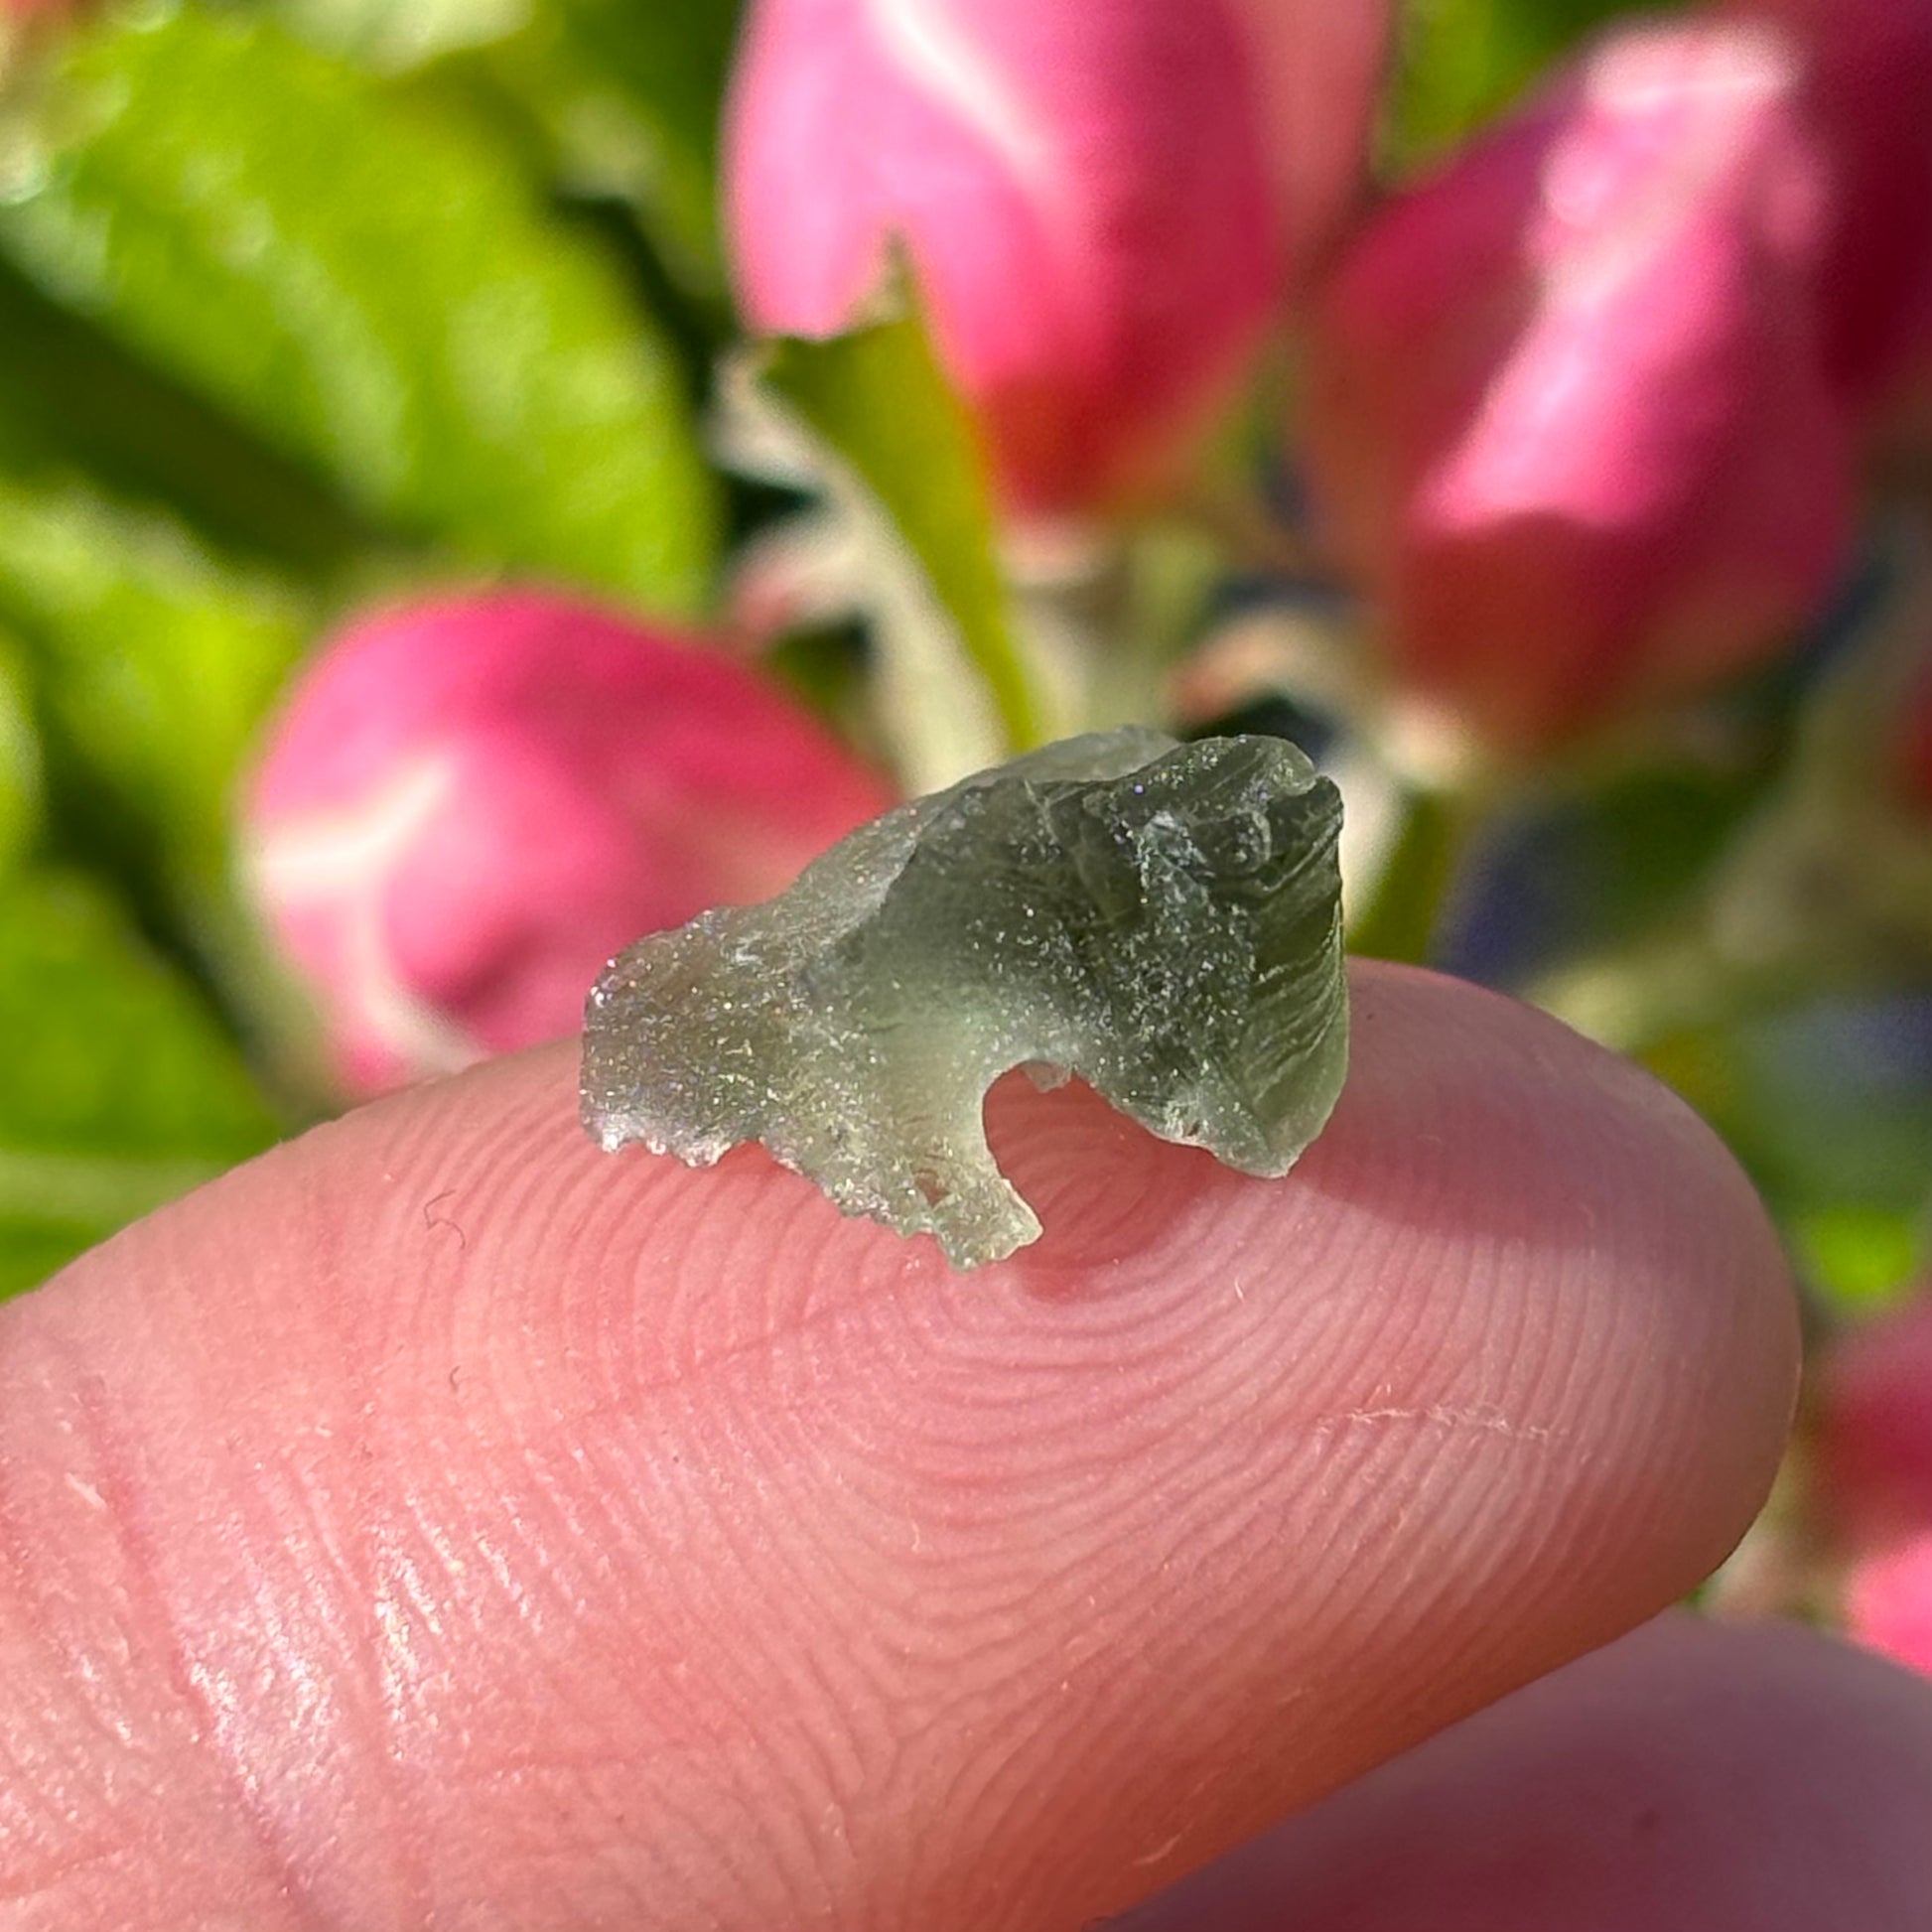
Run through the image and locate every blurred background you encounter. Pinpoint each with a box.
[0,0,1929,1670]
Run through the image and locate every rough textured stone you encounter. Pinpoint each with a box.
[582,730,1348,1267]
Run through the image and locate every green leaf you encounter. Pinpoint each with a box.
[0,251,377,575]
[0,476,313,912]
[1393,0,1690,164]
[0,869,283,1301]
[762,306,1047,765]
[0,5,719,614]
[1465,757,1782,998]
[544,0,744,291]
[1790,1204,1924,1312]
[1347,781,1484,967]
[0,634,42,877]
[1640,996,1932,1314]
[274,0,528,70]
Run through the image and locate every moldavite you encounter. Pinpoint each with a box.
[581,729,1348,1267]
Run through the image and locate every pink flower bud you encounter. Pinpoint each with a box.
[1730,0,1932,409]
[1844,1533,1932,1677]
[1820,1287,1932,1550]
[725,0,1389,517]
[242,592,894,1096]
[1819,1287,1932,1678]
[1305,22,1854,756]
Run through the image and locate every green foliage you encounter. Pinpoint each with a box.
[0,870,283,1300]
[275,0,528,70]
[1646,1001,1932,1313]
[0,478,314,904]
[0,639,42,875]
[0,4,719,614]
[0,484,308,1301]
[1392,0,1690,163]
[765,306,1046,760]
[0,0,745,1295]
[548,0,745,288]
[1792,1205,1925,1312]
[0,253,377,573]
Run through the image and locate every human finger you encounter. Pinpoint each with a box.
[0,962,1797,1930]
[1116,1612,1932,1932]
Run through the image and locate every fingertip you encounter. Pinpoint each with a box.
[1,963,1802,1932]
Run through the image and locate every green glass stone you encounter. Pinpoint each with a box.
[582,729,1348,1267]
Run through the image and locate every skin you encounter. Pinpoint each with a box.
[1117,1609,1932,1932]
[0,960,1922,1931]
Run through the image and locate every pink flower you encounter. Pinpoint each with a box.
[725,0,1388,517]
[1844,1534,1932,1677]
[1820,1286,1932,1549]
[1304,21,1853,757]
[242,591,894,1096]
[1730,0,1932,410]
[1819,1287,1932,1677]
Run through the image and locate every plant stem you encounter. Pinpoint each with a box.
[1346,778,1488,967]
